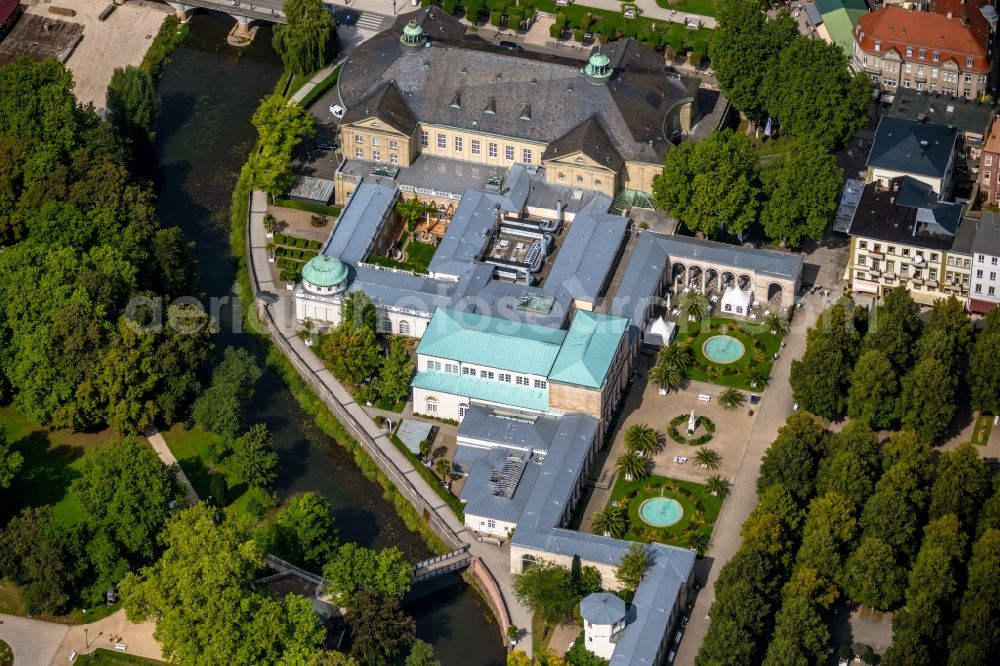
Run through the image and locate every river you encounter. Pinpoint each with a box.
[151,13,504,665]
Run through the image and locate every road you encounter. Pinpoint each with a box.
[0,614,69,666]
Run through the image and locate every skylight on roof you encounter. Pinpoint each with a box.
[517,292,555,314]
[491,408,538,424]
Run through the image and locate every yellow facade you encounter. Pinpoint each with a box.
[849,235,969,304]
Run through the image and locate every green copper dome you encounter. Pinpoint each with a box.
[302,255,348,288]
[584,51,612,82]
[402,20,423,38]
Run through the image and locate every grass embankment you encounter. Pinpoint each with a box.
[140,14,190,79]
[390,434,465,521]
[273,197,341,217]
[295,65,343,109]
[609,473,723,548]
[230,172,451,555]
[652,0,724,17]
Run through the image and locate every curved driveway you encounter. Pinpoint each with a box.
[0,613,69,666]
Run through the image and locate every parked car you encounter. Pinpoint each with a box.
[329,103,344,119]
[499,40,520,51]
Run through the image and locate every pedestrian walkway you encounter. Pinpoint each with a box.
[147,431,200,505]
[353,11,386,31]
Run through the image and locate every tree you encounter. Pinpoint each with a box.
[862,287,923,371]
[694,447,722,471]
[272,0,339,75]
[229,424,280,488]
[321,325,382,386]
[969,331,1000,415]
[762,36,871,149]
[193,346,263,439]
[761,595,829,666]
[678,289,710,323]
[883,515,967,666]
[841,537,907,610]
[815,422,881,510]
[615,450,648,482]
[615,543,649,592]
[591,505,627,539]
[0,425,23,488]
[378,336,413,405]
[760,137,842,247]
[242,94,315,200]
[577,565,603,597]
[756,412,828,504]
[404,640,440,666]
[653,129,761,238]
[322,543,412,607]
[623,423,661,457]
[340,291,377,333]
[511,560,578,625]
[718,387,746,411]
[846,349,899,428]
[120,505,324,664]
[917,296,974,374]
[795,491,857,585]
[266,492,338,569]
[789,302,861,419]
[0,506,80,614]
[657,341,693,373]
[463,0,487,23]
[947,528,1000,665]
[648,362,683,393]
[308,652,360,666]
[347,590,415,666]
[434,457,453,482]
[929,442,992,534]
[707,475,731,498]
[709,1,797,115]
[106,65,160,140]
[899,357,958,442]
[72,436,178,561]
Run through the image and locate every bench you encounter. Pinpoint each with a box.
[115,643,128,652]
[698,394,711,402]
[68,652,77,662]
[98,4,116,22]
[48,7,77,17]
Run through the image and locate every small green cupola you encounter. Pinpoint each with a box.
[400,19,426,53]
[584,50,612,85]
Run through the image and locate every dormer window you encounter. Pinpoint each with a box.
[967,56,974,68]
[932,51,940,62]
[450,92,461,109]
[874,40,881,52]
[906,47,913,57]
[484,98,497,115]
[919,48,926,59]
[519,105,531,121]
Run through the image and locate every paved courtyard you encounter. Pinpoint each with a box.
[22,0,169,111]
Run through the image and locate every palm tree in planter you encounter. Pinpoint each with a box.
[266,242,276,263]
[592,505,628,539]
[706,475,731,498]
[679,290,709,323]
[764,313,788,337]
[624,423,662,458]
[718,387,747,411]
[693,447,722,472]
[687,531,711,556]
[616,450,649,482]
[263,212,278,237]
[434,458,453,484]
[657,342,693,373]
[748,365,770,389]
[649,362,683,394]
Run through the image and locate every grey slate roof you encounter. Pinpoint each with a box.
[847,177,963,251]
[322,181,397,264]
[867,116,958,179]
[457,403,564,453]
[338,12,697,164]
[888,88,993,140]
[659,235,804,280]
[607,231,673,323]
[541,116,624,172]
[349,265,454,315]
[340,82,418,136]
[951,216,979,256]
[544,195,627,304]
[973,212,1000,256]
[580,592,627,625]
[460,448,541,524]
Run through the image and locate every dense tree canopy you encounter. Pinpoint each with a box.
[759,137,842,247]
[846,350,898,429]
[512,560,579,626]
[947,528,1000,665]
[265,492,338,569]
[193,346,263,439]
[815,423,881,510]
[106,65,160,141]
[241,94,315,200]
[762,36,871,149]
[929,442,992,534]
[761,595,829,666]
[756,413,828,505]
[347,590,415,666]
[121,505,324,665]
[790,302,861,419]
[322,543,412,608]
[969,313,1000,414]
[0,426,23,489]
[652,129,760,238]
[916,296,974,374]
[273,0,339,76]
[899,357,957,442]
[862,287,923,372]
[0,506,84,614]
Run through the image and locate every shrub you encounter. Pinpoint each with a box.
[574,28,586,42]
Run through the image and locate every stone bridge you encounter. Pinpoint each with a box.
[165,0,287,39]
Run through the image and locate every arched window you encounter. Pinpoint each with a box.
[398,320,411,335]
[521,553,537,571]
[425,397,438,414]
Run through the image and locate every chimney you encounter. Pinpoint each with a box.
[948,11,953,19]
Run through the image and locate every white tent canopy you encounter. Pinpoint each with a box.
[644,316,676,346]
[721,286,752,316]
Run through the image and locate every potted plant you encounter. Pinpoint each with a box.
[263,212,277,238]
[266,242,276,263]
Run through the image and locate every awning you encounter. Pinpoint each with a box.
[970,298,999,315]
[852,281,879,294]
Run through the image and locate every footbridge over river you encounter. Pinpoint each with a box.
[165,0,287,25]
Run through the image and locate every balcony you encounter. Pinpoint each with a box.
[857,58,883,74]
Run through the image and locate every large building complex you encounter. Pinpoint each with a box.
[853,6,992,101]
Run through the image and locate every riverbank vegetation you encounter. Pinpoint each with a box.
[139,14,190,79]
[273,0,339,76]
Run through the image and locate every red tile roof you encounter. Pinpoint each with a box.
[0,0,19,26]
[855,7,991,73]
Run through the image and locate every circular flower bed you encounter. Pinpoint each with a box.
[622,482,711,546]
[667,413,715,446]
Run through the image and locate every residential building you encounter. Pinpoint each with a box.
[888,88,993,156]
[970,211,1000,313]
[930,0,999,60]
[815,0,871,58]
[847,176,971,304]
[853,7,991,101]
[333,11,727,199]
[867,116,958,196]
[978,116,1000,205]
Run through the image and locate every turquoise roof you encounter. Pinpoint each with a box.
[816,0,868,58]
[302,255,348,287]
[412,371,549,412]
[416,309,566,377]
[548,311,628,389]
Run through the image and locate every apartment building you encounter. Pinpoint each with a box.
[853,7,991,101]
[867,116,958,196]
[978,117,1000,205]
[970,211,1000,313]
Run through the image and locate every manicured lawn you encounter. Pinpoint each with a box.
[273,197,341,217]
[0,406,112,527]
[972,414,995,446]
[653,0,724,18]
[77,649,167,665]
[160,424,258,516]
[406,239,438,269]
[673,316,784,391]
[389,434,464,521]
[608,474,723,550]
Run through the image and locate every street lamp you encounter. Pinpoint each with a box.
[84,627,89,649]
